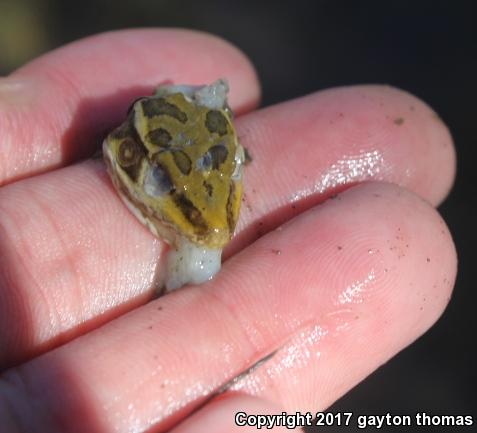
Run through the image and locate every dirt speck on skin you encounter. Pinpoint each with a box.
[337,245,343,250]
[427,257,431,263]
[394,117,405,125]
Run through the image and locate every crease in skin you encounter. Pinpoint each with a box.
[153,351,283,429]
[336,269,377,305]
[230,325,328,394]
[290,149,386,201]
[266,326,327,378]
[136,379,211,430]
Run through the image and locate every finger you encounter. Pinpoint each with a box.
[0,29,260,185]
[232,84,455,253]
[0,183,456,433]
[0,85,455,368]
[169,394,291,433]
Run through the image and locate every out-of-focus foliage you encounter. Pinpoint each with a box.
[0,0,52,73]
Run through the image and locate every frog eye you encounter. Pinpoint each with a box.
[118,138,144,167]
[144,163,175,197]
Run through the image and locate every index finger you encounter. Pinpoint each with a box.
[0,29,260,185]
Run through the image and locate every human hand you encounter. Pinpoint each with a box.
[0,29,457,432]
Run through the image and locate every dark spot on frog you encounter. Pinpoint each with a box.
[226,181,236,234]
[394,117,404,125]
[171,150,192,175]
[203,180,214,197]
[141,97,188,123]
[205,110,228,135]
[209,144,228,169]
[147,127,172,147]
[173,192,209,235]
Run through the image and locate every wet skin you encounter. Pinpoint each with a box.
[0,29,456,433]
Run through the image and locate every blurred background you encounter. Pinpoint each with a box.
[0,0,475,431]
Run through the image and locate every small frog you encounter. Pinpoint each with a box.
[103,80,245,291]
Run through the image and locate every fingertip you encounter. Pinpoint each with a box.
[219,182,457,411]
[346,84,457,206]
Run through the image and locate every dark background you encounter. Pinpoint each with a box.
[1,1,475,431]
